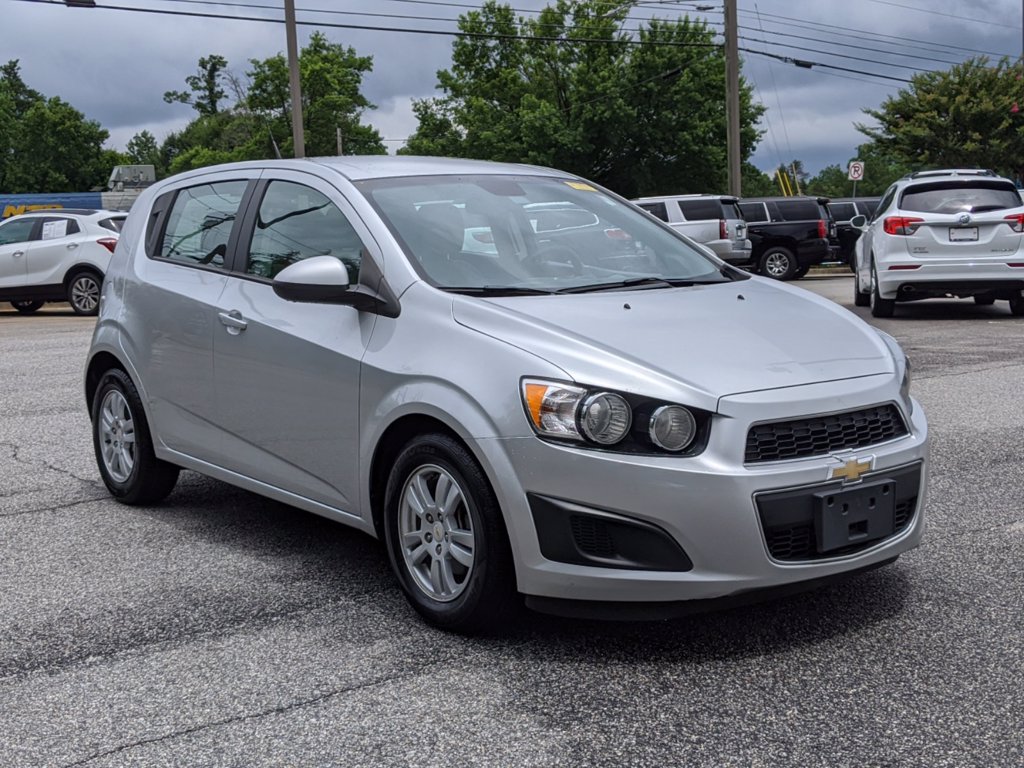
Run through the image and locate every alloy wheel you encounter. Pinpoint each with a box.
[98,389,136,483]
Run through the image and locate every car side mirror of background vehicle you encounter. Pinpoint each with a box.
[850,214,868,230]
[273,254,401,318]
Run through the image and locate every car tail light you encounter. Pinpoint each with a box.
[719,219,728,239]
[97,238,118,253]
[817,219,827,238]
[883,216,924,236]
[1003,213,1024,232]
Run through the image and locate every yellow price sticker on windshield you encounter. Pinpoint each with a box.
[564,181,597,191]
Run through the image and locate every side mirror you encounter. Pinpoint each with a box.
[273,255,350,302]
[272,254,401,318]
[850,214,868,230]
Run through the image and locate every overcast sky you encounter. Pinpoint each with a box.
[2,0,1022,184]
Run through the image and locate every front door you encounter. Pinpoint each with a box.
[213,172,378,512]
[0,217,38,290]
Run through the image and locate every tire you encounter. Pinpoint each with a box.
[793,265,810,280]
[854,276,870,307]
[383,433,517,633]
[91,368,179,505]
[974,296,995,306]
[759,246,797,280]
[11,300,44,314]
[67,271,102,316]
[869,267,895,318]
[1010,295,1024,316]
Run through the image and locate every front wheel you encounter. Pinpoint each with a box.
[384,433,517,633]
[793,265,810,279]
[11,300,44,314]
[973,296,995,306]
[92,368,179,504]
[1010,295,1024,316]
[68,271,102,315]
[759,247,797,280]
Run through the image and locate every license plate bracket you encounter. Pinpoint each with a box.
[814,479,896,553]
[949,227,978,242]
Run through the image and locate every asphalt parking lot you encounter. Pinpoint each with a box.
[1,276,1022,767]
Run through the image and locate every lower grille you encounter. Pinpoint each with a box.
[764,498,916,561]
[570,515,616,558]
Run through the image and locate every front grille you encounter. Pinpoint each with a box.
[762,496,917,562]
[745,404,908,463]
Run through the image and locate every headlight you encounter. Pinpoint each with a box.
[521,378,708,454]
[580,392,631,444]
[900,355,912,405]
[649,405,697,452]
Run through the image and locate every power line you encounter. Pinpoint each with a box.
[739,32,937,74]
[740,47,913,83]
[862,0,1022,29]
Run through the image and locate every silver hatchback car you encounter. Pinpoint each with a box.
[86,157,928,632]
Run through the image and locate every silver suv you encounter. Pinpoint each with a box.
[632,194,751,266]
[86,157,927,632]
[853,169,1024,317]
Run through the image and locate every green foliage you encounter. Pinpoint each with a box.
[805,164,850,198]
[163,55,229,116]
[248,32,386,157]
[742,162,776,196]
[125,130,164,176]
[858,57,1024,181]
[401,0,764,198]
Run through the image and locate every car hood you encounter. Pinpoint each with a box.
[451,278,893,410]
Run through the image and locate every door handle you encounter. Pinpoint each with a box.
[67,242,79,250]
[12,250,24,258]
[218,310,248,335]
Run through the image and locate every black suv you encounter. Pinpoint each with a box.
[738,196,837,280]
[827,197,881,270]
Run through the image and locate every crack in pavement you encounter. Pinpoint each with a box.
[0,495,110,520]
[60,667,426,767]
[0,441,103,489]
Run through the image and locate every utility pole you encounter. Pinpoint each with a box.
[724,0,741,196]
[284,0,305,158]
[337,127,343,156]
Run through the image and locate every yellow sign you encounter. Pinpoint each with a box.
[564,181,597,192]
[3,203,64,219]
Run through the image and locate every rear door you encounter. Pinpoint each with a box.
[25,216,85,286]
[895,181,1024,260]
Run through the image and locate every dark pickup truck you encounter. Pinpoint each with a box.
[737,196,838,280]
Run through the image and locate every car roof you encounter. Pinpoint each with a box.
[741,195,831,204]
[633,194,739,203]
[1,208,126,221]
[159,156,571,185]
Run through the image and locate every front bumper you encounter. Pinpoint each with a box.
[478,374,928,605]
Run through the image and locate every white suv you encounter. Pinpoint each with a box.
[0,209,126,315]
[852,170,1024,317]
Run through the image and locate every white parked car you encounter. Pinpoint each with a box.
[0,208,126,315]
[852,169,1024,317]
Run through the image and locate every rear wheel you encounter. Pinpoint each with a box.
[973,296,995,306]
[383,433,517,633]
[92,368,179,504]
[869,267,895,318]
[1010,295,1024,316]
[11,300,44,314]
[759,246,797,280]
[793,265,810,280]
[67,271,102,315]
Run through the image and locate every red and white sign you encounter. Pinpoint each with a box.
[848,161,865,181]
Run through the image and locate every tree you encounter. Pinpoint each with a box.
[742,162,776,196]
[164,55,229,116]
[805,164,850,198]
[247,32,386,157]
[858,56,1024,181]
[125,130,164,175]
[402,0,764,199]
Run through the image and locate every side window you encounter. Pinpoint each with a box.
[39,217,80,240]
[0,218,37,246]
[637,202,668,222]
[873,187,897,221]
[738,202,767,222]
[160,180,248,267]
[677,199,722,221]
[247,180,364,283]
[829,203,856,221]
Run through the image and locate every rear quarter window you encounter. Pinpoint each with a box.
[637,202,669,222]
[774,200,821,220]
[99,217,126,233]
[899,183,1023,214]
[677,199,723,221]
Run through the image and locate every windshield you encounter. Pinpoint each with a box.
[358,175,737,294]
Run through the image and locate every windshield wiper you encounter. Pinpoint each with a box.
[445,285,555,296]
[556,276,728,294]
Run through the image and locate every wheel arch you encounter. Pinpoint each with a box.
[85,351,128,413]
[63,263,105,289]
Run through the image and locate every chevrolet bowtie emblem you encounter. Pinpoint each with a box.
[830,458,872,483]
